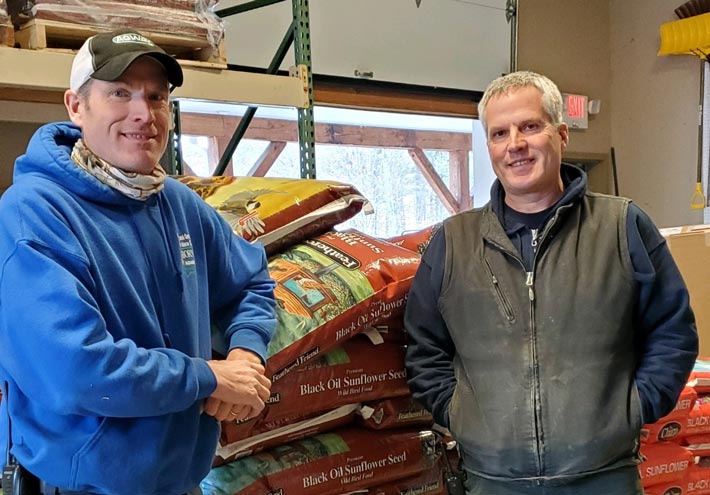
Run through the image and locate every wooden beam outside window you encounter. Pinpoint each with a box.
[180,113,471,152]
[408,147,460,214]
[248,141,287,176]
[449,150,472,210]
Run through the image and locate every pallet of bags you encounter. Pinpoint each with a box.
[7,0,224,65]
[203,427,441,495]
[0,0,12,47]
[210,228,420,466]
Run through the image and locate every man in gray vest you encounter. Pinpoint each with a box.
[404,71,698,495]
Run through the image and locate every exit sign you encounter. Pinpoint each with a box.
[562,93,588,129]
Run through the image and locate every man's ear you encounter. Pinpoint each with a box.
[558,123,569,149]
[64,89,84,128]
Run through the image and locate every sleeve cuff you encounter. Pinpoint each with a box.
[193,358,218,400]
[228,326,269,364]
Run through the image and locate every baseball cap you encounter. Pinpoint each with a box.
[70,29,184,92]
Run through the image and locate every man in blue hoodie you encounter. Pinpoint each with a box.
[404,71,698,494]
[0,29,276,495]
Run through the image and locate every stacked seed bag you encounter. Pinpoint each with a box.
[176,176,456,495]
[640,359,710,494]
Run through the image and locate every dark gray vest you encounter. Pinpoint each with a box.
[440,192,643,481]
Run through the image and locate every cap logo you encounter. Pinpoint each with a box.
[111,33,154,47]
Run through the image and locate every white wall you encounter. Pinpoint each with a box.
[219,0,511,91]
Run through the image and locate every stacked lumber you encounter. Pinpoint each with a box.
[7,0,224,65]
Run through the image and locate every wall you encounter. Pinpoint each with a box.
[0,1,702,227]
[0,101,66,194]
[610,0,701,227]
[517,0,612,195]
[518,0,702,227]
[0,121,40,194]
[219,0,510,92]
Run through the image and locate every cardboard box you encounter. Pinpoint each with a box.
[660,225,710,355]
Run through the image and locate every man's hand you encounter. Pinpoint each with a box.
[227,347,264,365]
[205,357,271,421]
[204,348,271,421]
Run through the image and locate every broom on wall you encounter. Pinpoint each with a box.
[663,0,710,209]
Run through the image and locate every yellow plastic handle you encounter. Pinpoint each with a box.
[691,182,705,210]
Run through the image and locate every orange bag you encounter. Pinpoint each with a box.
[687,464,710,494]
[639,443,694,488]
[263,230,420,381]
[386,223,442,255]
[684,434,710,457]
[689,358,710,394]
[687,397,710,436]
[643,480,686,495]
[666,387,699,421]
[642,419,687,444]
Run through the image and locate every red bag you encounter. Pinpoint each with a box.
[639,443,694,488]
[687,397,710,436]
[359,396,434,431]
[221,337,410,446]
[642,419,687,444]
[684,434,710,457]
[361,464,446,495]
[686,464,710,494]
[386,223,442,255]
[264,230,420,381]
[202,428,440,495]
[688,358,710,394]
[644,480,686,495]
[215,404,358,466]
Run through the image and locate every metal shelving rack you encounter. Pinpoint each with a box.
[205,0,317,179]
[0,3,315,178]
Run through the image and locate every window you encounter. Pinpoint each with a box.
[178,102,474,238]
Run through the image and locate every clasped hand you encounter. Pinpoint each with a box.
[204,348,271,422]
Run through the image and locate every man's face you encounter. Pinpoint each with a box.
[484,86,569,208]
[65,57,171,174]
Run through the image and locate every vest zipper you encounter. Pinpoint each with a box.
[483,258,515,322]
[526,270,543,475]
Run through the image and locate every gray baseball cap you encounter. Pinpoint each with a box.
[70,29,183,91]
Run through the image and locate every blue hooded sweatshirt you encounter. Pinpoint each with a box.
[0,123,276,494]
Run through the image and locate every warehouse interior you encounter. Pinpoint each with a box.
[0,0,704,228]
[0,1,709,494]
